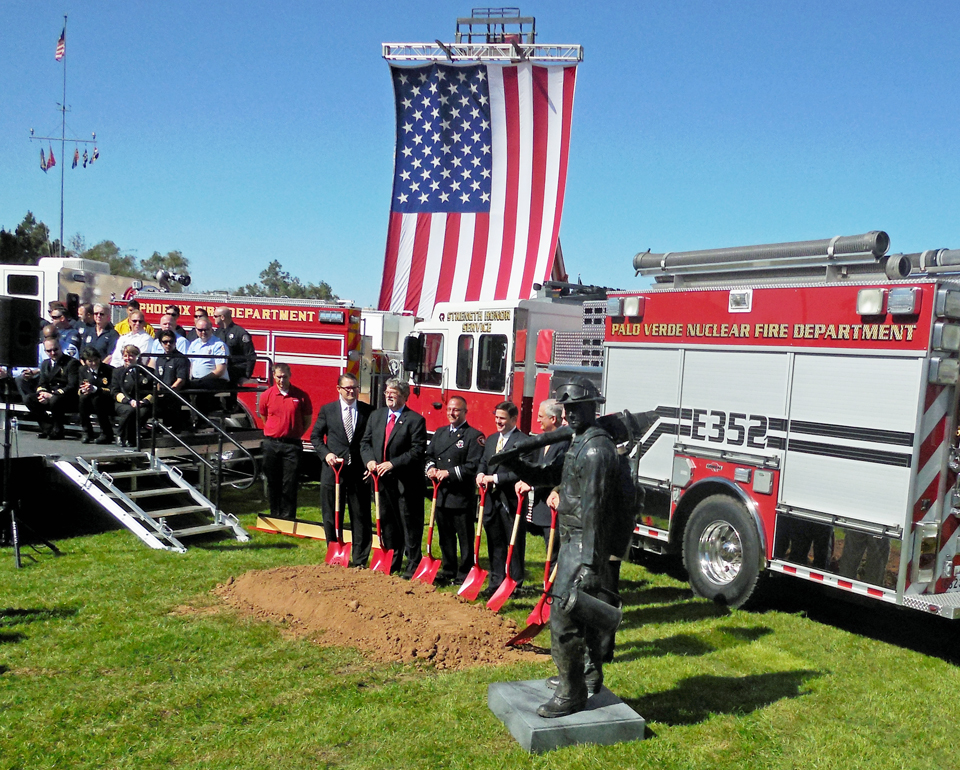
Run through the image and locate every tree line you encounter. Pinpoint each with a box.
[0,211,336,300]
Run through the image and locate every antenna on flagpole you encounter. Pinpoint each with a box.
[29,14,99,258]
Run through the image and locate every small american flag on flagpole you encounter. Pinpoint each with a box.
[55,28,65,61]
[378,62,577,317]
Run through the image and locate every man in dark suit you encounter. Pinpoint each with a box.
[516,398,570,566]
[476,401,529,597]
[361,377,427,577]
[425,396,485,584]
[311,372,373,566]
[24,337,81,440]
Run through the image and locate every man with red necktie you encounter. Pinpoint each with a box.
[361,377,427,577]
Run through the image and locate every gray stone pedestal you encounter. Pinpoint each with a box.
[488,679,646,753]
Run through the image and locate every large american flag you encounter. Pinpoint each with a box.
[378,62,577,317]
[55,28,65,61]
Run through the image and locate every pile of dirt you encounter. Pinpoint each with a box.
[214,565,543,670]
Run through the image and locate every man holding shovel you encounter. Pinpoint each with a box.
[476,402,528,599]
[515,398,569,567]
[311,373,373,566]
[425,396,485,585]
[361,378,427,577]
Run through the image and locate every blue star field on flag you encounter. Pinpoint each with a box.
[391,65,492,215]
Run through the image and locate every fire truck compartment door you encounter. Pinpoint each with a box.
[604,346,683,484]
[781,354,922,528]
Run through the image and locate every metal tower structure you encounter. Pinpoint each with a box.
[382,7,582,63]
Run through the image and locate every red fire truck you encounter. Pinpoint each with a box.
[134,293,392,439]
[401,282,609,435]
[603,231,960,618]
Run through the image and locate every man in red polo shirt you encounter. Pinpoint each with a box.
[258,363,313,520]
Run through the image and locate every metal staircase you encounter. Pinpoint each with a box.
[53,451,250,553]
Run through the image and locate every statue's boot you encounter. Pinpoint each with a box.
[544,668,603,696]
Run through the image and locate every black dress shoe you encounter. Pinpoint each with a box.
[95,434,114,445]
[480,584,499,600]
[537,693,587,719]
[81,434,94,444]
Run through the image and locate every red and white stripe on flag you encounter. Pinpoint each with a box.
[55,29,65,61]
[378,63,577,317]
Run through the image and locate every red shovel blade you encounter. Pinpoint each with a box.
[411,553,442,584]
[486,575,517,612]
[505,594,552,646]
[457,565,488,601]
[370,546,393,575]
[325,541,350,568]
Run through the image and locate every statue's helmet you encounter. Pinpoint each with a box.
[554,376,605,405]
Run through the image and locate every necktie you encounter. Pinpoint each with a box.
[343,406,354,463]
[384,412,397,457]
[496,433,506,453]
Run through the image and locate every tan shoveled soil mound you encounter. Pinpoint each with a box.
[214,564,542,670]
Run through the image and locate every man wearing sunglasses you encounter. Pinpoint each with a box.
[110,313,154,367]
[311,373,373,564]
[24,337,80,440]
[48,308,80,359]
[186,318,229,417]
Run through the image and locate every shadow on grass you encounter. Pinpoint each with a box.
[195,541,300,551]
[757,574,960,665]
[625,669,821,725]
[0,607,78,626]
[0,631,26,644]
[623,599,730,626]
[622,586,692,605]
[615,625,774,662]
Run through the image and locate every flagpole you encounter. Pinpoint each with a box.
[59,14,67,258]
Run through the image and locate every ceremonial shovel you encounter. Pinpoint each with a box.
[369,473,394,574]
[457,486,488,600]
[486,493,528,612]
[412,478,442,584]
[324,461,350,567]
[506,562,559,647]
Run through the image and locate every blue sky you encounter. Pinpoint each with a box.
[2,1,958,305]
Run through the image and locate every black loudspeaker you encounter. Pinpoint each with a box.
[0,297,41,368]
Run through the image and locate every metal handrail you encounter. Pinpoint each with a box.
[130,365,258,517]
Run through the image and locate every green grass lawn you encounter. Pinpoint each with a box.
[3,484,960,769]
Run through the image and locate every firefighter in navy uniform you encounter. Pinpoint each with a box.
[213,306,256,384]
[424,396,485,584]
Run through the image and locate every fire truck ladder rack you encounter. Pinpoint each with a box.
[383,8,582,62]
[632,230,960,288]
[52,452,250,553]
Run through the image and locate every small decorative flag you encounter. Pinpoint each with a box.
[47,146,56,168]
[91,146,99,163]
[82,149,88,168]
[72,148,79,168]
[55,28,65,61]
[40,148,47,172]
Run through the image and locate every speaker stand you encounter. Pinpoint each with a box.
[2,378,60,567]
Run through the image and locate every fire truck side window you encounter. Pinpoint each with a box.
[6,274,39,297]
[477,334,508,393]
[420,333,444,386]
[456,334,474,389]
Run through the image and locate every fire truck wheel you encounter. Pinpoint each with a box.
[683,494,762,608]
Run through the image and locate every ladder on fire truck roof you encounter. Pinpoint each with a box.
[382,7,582,63]
[633,230,960,289]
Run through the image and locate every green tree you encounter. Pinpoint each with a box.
[0,212,55,264]
[81,240,143,278]
[235,260,337,300]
